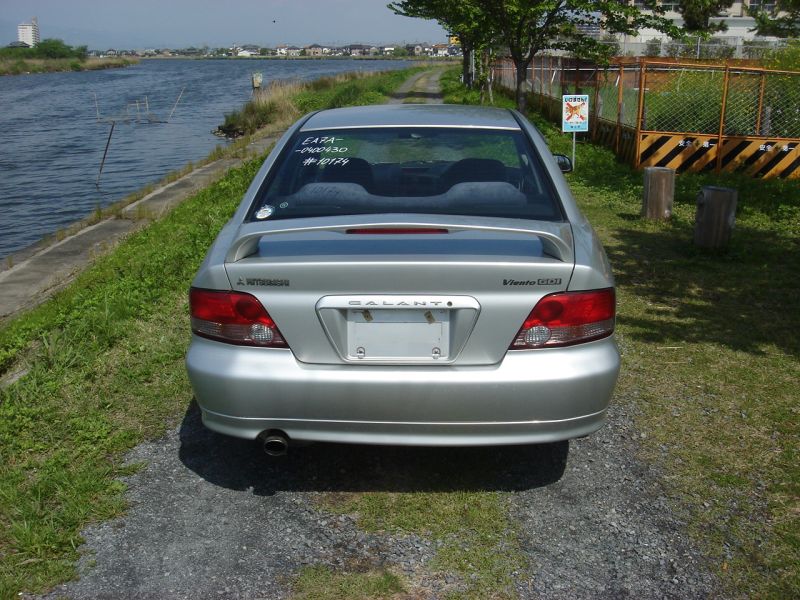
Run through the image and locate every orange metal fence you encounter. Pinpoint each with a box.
[493,57,800,179]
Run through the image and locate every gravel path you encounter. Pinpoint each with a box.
[42,399,716,600]
[40,70,718,599]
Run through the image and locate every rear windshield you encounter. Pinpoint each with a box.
[248,127,563,222]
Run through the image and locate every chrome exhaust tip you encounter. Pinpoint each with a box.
[257,430,289,457]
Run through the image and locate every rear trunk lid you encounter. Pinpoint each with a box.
[224,216,574,366]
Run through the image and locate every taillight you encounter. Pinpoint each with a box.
[510,288,615,349]
[190,288,288,347]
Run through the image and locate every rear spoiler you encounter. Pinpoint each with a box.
[226,217,574,263]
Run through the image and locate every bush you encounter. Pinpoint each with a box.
[766,39,800,70]
[644,38,662,58]
[699,38,735,60]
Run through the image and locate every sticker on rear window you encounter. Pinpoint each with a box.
[255,205,274,219]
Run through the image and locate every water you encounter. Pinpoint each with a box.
[0,58,410,259]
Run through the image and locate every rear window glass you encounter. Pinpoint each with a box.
[248,127,563,222]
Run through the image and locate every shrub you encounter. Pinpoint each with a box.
[644,38,662,58]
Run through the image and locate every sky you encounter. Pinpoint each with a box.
[1,0,448,49]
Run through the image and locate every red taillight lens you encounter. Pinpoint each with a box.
[190,288,288,347]
[510,288,615,349]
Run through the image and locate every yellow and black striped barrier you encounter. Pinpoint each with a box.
[637,133,800,179]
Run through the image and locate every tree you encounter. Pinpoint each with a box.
[389,1,493,87]
[677,0,735,34]
[750,0,800,38]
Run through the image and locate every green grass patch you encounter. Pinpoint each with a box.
[292,565,404,600]
[219,67,423,137]
[320,490,521,599]
[0,67,423,598]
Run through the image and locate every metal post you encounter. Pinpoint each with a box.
[573,131,577,169]
[715,67,732,173]
[634,62,648,169]
[96,121,115,186]
[615,65,623,154]
[168,86,186,122]
[755,72,766,136]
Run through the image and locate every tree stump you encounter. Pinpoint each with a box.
[694,186,738,248]
[641,167,675,220]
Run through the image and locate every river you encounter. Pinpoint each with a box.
[0,58,411,260]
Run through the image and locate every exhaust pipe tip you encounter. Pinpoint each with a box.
[257,430,289,457]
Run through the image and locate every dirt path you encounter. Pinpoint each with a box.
[39,70,718,600]
[388,68,445,104]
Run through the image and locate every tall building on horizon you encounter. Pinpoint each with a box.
[18,17,40,47]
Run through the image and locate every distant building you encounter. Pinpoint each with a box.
[623,0,785,42]
[17,17,40,47]
[305,44,324,57]
[7,40,31,48]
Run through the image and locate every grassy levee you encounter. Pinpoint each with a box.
[442,69,800,597]
[0,67,423,598]
[218,68,422,137]
[0,57,138,76]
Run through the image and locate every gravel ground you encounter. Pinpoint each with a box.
[40,395,717,600]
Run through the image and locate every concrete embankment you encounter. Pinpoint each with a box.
[0,133,278,322]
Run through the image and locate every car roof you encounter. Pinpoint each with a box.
[301,104,521,131]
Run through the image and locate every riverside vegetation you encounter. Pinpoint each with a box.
[0,66,797,599]
[0,39,136,76]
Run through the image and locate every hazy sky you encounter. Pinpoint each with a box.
[1,0,448,48]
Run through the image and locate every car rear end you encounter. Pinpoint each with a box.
[186,105,620,447]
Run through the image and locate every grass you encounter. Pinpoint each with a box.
[468,72,798,597]
[292,566,404,600]
[0,67,422,599]
[320,490,522,599]
[0,57,137,76]
[218,67,423,137]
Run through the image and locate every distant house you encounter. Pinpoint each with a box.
[105,49,117,57]
[432,43,449,57]
[348,44,369,56]
[286,46,301,57]
[6,40,31,48]
[305,44,324,57]
[381,46,395,56]
[406,44,423,56]
[275,44,288,56]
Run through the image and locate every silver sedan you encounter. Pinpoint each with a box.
[186,104,619,454]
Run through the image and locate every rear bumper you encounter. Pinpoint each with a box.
[186,335,620,446]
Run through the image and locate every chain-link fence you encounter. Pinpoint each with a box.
[640,63,800,139]
[492,57,800,177]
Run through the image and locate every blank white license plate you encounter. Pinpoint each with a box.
[346,309,449,360]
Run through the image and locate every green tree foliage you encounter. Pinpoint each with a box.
[389,0,493,87]
[0,38,87,61]
[392,0,679,111]
[677,0,735,33]
[750,0,800,37]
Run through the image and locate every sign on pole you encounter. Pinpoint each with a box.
[562,94,589,169]
[562,95,589,133]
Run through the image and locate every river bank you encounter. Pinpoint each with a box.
[0,56,138,76]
